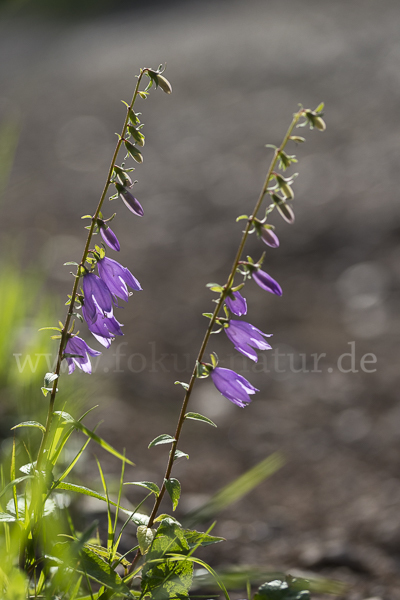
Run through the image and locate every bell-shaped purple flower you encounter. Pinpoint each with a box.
[97,256,141,303]
[225,320,272,362]
[116,183,144,217]
[82,303,123,348]
[64,335,101,375]
[99,223,120,252]
[260,228,279,248]
[252,269,282,296]
[210,367,258,407]
[225,290,247,316]
[82,272,113,323]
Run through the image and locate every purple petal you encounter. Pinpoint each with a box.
[225,291,247,316]
[100,225,120,252]
[210,367,258,407]
[97,257,142,302]
[225,320,272,362]
[252,269,282,296]
[83,272,113,321]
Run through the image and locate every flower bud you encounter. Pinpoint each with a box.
[275,174,294,200]
[261,227,279,248]
[271,194,295,224]
[156,74,172,94]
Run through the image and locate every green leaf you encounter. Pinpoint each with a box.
[76,547,130,594]
[185,413,217,428]
[153,514,182,526]
[236,214,249,222]
[57,416,133,465]
[0,512,16,522]
[56,482,126,512]
[124,481,160,496]
[141,522,193,599]
[183,529,224,548]
[137,525,156,555]
[11,421,45,433]
[0,475,33,501]
[39,326,61,331]
[174,381,189,391]
[63,261,79,266]
[174,450,189,461]
[148,434,175,449]
[165,478,181,511]
[127,126,145,146]
[315,102,324,113]
[254,580,310,600]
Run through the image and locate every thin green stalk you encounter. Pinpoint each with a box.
[36,68,149,472]
[128,108,305,575]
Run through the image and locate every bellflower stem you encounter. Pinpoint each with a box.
[127,108,305,575]
[36,69,150,472]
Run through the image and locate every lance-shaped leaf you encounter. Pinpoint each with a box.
[185,412,217,428]
[11,421,45,433]
[124,481,160,496]
[165,477,181,511]
[148,434,175,448]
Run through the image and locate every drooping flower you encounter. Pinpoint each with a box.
[115,183,144,217]
[224,320,272,362]
[225,290,247,316]
[99,222,120,252]
[252,269,282,296]
[97,256,141,303]
[64,335,101,375]
[82,302,123,348]
[82,272,113,323]
[210,367,258,407]
[260,228,279,248]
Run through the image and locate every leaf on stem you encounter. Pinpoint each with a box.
[124,481,160,496]
[165,477,181,511]
[184,412,217,428]
[148,434,175,448]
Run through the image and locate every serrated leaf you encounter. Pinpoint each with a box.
[124,481,160,496]
[137,525,156,555]
[148,434,175,449]
[11,421,45,433]
[153,514,182,526]
[0,512,16,522]
[185,413,217,428]
[165,478,181,511]
[183,529,224,548]
[174,449,189,461]
[76,547,130,594]
[174,381,189,390]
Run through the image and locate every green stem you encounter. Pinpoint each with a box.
[127,108,305,575]
[36,69,149,472]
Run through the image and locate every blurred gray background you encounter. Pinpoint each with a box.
[2,0,400,597]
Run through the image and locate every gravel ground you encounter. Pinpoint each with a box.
[2,1,400,597]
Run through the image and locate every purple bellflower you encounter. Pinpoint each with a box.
[97,256,142,303]
[210,367,259,408]
[225,320,272,362]
[65,335,101,375]
[252,268,282,296]
[82,303,123,348]
[116,184,144,217]
[260,228,279,248]
[99,223,120,252]
[225,290,247,316]
[82,272,113,323]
